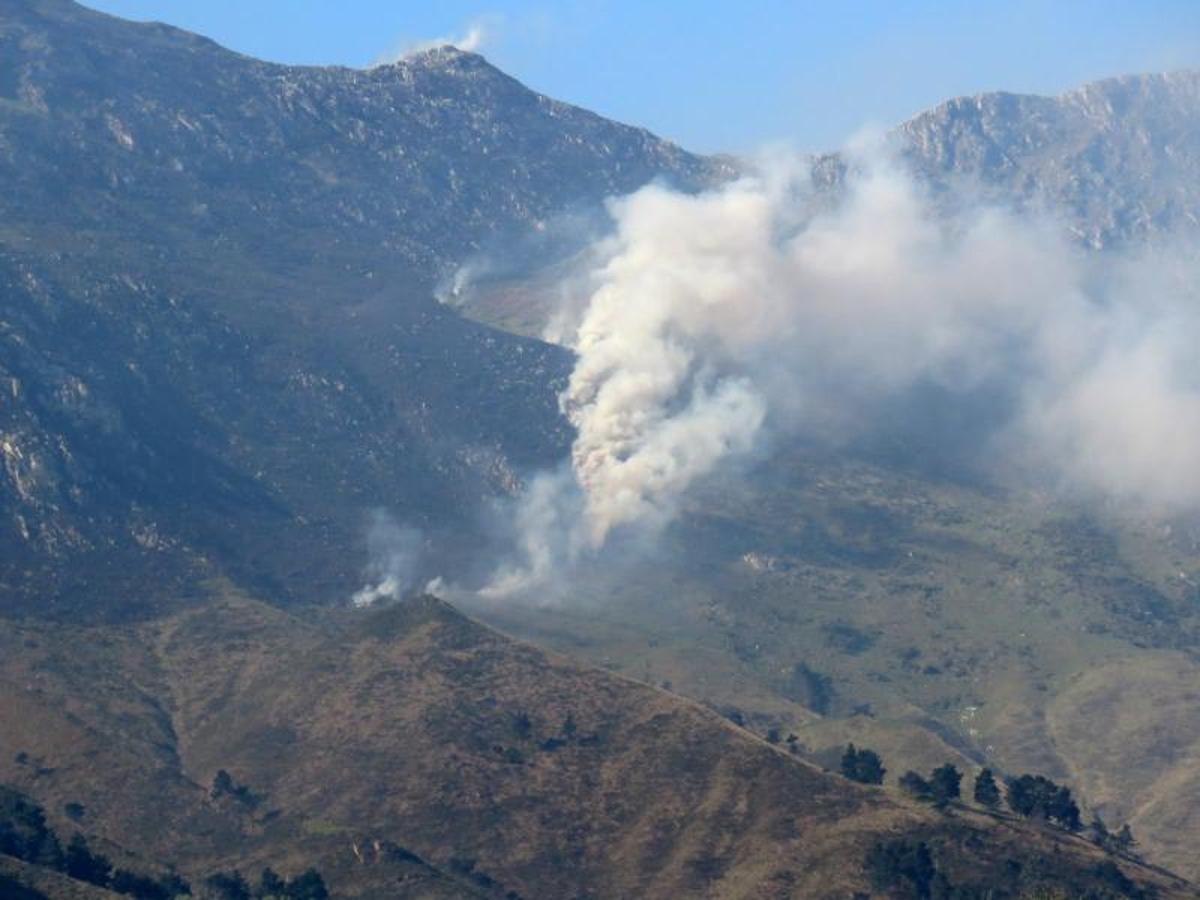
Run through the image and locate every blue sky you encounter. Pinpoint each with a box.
[84,1,1200,153]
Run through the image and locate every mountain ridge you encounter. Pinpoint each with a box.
[0,0,723,618]
[2,1,1200,891]
[0,586,1190,898]
[895,69,1200,246]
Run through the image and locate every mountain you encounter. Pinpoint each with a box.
[2,0,1200,893]
[0,588,1188,899]
[896,71,1200,247]
[0,0,723,619]
[461,71,1200,334]
[452,72,1200,884]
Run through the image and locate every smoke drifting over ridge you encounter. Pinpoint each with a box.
[351,511,424,608]
[373,18,494,66]
[465,148,1200,600]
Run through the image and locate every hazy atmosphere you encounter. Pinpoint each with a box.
[457,152,1200,601]
[3,2,1200,898]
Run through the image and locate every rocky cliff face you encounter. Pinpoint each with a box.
[896,71,1200,247]
[0,0,722,617]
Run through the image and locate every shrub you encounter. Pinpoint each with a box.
[841,744,886,785]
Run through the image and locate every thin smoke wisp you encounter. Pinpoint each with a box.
[350,511,425,608]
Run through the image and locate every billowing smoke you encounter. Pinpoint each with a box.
[350,511,424,608]
[475,149,1200,599]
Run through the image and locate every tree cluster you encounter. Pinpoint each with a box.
[899,764,962,808]
[1005,774,1082,831]
[836,749,1141,857]
[210,770,259,808]
[0,786,188,899]
[840,744,886,785]
[1089,815,1138,857]
[0,871,50,900]
[865,837,1153,899]
[203,867,328,900]
[863,839,985,899]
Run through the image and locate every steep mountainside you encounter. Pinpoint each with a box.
[1,855,122,900]
[453,73,1200,881]
[474,447,1200,874]
[896,71,1200,247]
[0,589,1188,899]
[3,1,1199,892]
[461,71,1200,335]
[0,0,723,618]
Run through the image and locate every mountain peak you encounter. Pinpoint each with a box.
[895,69,1200,247]
[402,44,481,64]
[371,44,491,74]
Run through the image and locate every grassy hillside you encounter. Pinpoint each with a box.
[471,447,1200,882]
[0,855,122,900]
[0,587,1186,898]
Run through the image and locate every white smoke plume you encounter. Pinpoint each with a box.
[477,148,1200,599]
[350,511,424,608]
[373,18,493,67]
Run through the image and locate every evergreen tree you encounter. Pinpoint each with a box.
[1090,814,1111,849]
[210,770,257,807]
[928,764,962,808]
[64,834,112,888]
[0,787,63,869]
[205,871,251,900]
[841,744,886,785]
[1050,786,1082,831]
[840,743,858,778]
[258,867,286,898]
[0,872,48,900]
[211,770,236,800]
[285,869,329,900]
[973,768,1001,809]
[161,872,193,898]
[1114,824,1137,856]
[111,868,178,900]
[1005,774,1081,830]
[865,839,938,897]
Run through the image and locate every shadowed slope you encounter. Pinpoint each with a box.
[0,0,725,618]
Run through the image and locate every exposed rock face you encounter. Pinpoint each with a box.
[0,0,721,617]
[896,71,1200,247]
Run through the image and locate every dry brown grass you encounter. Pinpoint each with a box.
[0,590,1192,898]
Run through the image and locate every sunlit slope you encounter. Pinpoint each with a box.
[476,448,1200,880]
[0,589,1186,898]
[453,73,1200,883]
